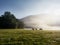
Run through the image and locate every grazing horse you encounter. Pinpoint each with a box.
[35,28,37,30]
[32,28,34,30]
[39,28,43,30]
[32,28,37,30]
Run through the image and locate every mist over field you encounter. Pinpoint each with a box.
[21,14,60,30]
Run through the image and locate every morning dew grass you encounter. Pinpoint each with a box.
[0,29,60,45]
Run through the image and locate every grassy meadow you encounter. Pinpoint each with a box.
[0,29,60,45]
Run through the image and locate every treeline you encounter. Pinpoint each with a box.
[0,11,24,29]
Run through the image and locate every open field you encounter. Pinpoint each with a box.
[0,29,60,45]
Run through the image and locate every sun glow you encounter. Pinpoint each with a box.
[22,14,60,30]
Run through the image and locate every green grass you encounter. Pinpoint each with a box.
[0,29,60,45]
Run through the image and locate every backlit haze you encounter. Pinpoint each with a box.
[0,0,60,30]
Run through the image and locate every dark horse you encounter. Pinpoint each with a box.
[32,28,34,30]
[32,28,43,30]
[39,28,43,30]
[32,28,37,30]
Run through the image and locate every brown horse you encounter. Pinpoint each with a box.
[32,28,37,30]
[39,28,43,30]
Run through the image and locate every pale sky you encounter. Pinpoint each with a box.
[0,0,60,18]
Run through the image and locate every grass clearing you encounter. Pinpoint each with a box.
[0,29,60,45]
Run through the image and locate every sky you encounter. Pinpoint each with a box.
[0,0,60,19]
[1,0,60,30]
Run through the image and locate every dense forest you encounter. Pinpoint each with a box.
[0,11,24,29]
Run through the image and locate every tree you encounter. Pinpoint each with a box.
[0,11,24,29]
[16,19,24,29]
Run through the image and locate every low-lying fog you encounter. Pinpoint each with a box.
[21,14,60,30]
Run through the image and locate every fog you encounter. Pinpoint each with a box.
[22,14,60,30]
